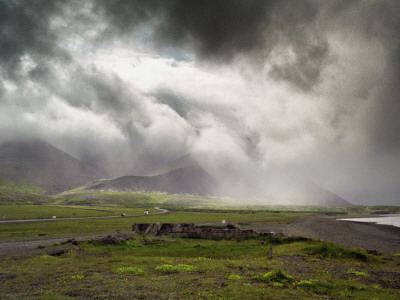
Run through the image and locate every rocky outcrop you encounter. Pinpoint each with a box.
[132,222,261,239]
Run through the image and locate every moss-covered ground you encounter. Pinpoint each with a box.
[1,236,400,299]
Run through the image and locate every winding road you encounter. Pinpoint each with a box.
[0,208,169,224]
[0,208,169,256]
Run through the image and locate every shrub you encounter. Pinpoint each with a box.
[228,274,241,280]
[115,267,144,276]
[262,270,293,283]
[100,233,133,245]
[155,264,197,274]
[271,235,284,244]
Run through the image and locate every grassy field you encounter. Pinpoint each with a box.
[1,236,399,299]
[0,210,312,239]
[53,189,214,208]
[0,187,399,239]
[0,175,44,195]
[54,189,400,215]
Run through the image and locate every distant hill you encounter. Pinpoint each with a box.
[83,165,218,196]
[0,139,104,194]
[276,181,351,206]
[300,182,351,206]
[83,153,217,196]
[147,153,200,176]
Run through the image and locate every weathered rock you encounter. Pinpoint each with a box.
[100,232,133,244]
[47,249,68,256]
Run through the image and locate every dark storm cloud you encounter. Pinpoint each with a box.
[267,0,331,91]
[0,0,69,80]
[0,0,343,91]
[153,0,276,62]
[97,0,332,91]
[269,39,329,91]
[99,0,275,60]
[337,1,400,156]
[367,46,400,154]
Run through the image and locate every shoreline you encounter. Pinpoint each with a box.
[337,215,400,229]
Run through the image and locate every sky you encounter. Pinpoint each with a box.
[0,0,399,205]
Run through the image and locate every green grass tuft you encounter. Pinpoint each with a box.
[262,269,294,283]
[347,269,368,277]
[295,280,314,287]
[155,264,197,273]
[115,267,144,276]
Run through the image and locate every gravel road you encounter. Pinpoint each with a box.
[254,215,400,254]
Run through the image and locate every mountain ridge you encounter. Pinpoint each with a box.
[0,139,105,194]
[83,165,218,196]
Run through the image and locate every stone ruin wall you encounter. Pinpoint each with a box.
[132,222,262,239]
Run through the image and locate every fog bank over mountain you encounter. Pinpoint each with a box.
[0,139,104,194]
[1,1,399,204]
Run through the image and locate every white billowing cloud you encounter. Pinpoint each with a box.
[139,97,195,155]
[89,49,331,165]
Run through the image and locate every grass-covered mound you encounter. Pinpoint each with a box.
[304,241,368,261]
